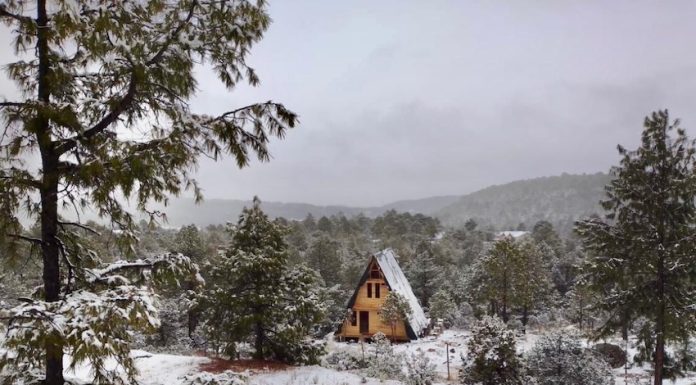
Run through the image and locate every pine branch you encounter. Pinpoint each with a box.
[0,4,33,24]
[146,0,198,66]
[56,71,138,155]
[8,234,43,245]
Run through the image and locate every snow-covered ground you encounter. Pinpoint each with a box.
[54,330,696,384]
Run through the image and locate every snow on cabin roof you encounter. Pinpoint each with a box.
[373,249,429,337]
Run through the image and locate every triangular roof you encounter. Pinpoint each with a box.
[345,248,429,339]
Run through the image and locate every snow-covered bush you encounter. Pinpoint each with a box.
[525,329,614,385]
[459,316,525,385]
[452,302,475,329]
[182,370,248,385]
[322,349,366,370]
[404,349,437,385]
[365,332,404,381]
[508,319,524,333]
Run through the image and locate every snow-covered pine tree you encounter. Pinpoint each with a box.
[459,316,524,385]
[428,289,458,326]
[512,240,553,333]
[365,332,404,381]
[469,237,521,322]
[173,225,206,263]
[525,330,614,385]
[200,198,326,364]
[306,235,343,285]
[0,1,296,384]
[171,224,207,338]
[0,253,201,385]
[531,221,563,258]
[380,291,413,341]
[405,240,444,307]
[576,110,696,385]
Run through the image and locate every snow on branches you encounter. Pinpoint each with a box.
[0,253,200,385]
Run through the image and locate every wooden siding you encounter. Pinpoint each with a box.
[338,277,409,341]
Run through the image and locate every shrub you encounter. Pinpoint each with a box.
[322,349,366,371]
[182,370,248,385]
[526,330,614,385]
[405,350,437,385]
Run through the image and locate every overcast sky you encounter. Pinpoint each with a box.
[4,1,696,207]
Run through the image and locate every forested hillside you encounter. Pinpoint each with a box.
[437,173,610,234]
[154,174,607,232]
[157,195,460,227]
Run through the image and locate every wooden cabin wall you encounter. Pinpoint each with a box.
[339,277,409,340]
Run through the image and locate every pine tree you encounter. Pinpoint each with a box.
[380,292,413,341]
[576,110,696,385]
[365,332,404,380]
[0,1,295,384]
[173,225,205,263]
[405,241,443,306]
[428,289,458,325]
[512,240,552,333]
[531,221,563,257]
[171,224,207,337]
[201,198,326,364]
[306,235,343,285]
[0,253,201,385]
[471,237,520,322]
[459,316,524,385]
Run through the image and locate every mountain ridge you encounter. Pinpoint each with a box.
[157,172,609,231]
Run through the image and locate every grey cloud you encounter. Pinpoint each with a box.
[3,1,696,208]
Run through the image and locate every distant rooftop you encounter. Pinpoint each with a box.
[495,230,530,240]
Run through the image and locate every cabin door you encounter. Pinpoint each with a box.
[359,311,369,334]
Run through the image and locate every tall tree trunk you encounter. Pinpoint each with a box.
[501,272,508,323]
[578,296,584,331]
[521,305,528,334]
[186,280,199,339]
[254,322,265,360]
[621,307,629,342]
[654,257,666,385]
[36,0,64,383]
[41,176,64,385]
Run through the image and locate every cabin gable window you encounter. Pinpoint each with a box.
[376,284,381,298]
[370,263,382,279]
[367,283,373,298]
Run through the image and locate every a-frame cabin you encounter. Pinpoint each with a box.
[337,248,428,341]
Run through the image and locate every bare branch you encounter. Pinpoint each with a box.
[58,221,101,236]
[0,102,26,108]
[8,234,43,245]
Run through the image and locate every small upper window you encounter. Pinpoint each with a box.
[375,284,381,298]
[367,283,373,298]
[370,264,381,279]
